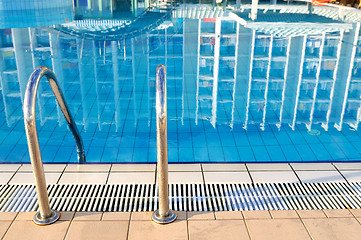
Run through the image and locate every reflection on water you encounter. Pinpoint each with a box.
[0,4,361,163]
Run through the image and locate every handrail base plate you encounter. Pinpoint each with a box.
[152,209,177,224]
[33,210,60,226]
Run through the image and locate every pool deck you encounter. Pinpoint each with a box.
[1,162,361,184]
[1,162,361,239]
[1,209,361,239]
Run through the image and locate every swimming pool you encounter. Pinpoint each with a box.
[0,4,361,163]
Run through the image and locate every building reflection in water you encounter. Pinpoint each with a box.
[0,3,361,162]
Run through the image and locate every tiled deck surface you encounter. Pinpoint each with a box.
[1,162,361,184]
[1,162,361,239]
[1,210,361,240]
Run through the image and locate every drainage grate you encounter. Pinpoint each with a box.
[1,183,361,212]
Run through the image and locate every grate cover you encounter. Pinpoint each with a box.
[1,182,361,212]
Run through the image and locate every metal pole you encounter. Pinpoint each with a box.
[152,65,176,224]
[23,66,86,225]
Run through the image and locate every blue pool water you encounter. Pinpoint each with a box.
[1,4,361,163]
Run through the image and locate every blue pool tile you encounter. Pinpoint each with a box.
[323,143,347,161]
[301,132,321,144]
[223,147,240,161]
[287,131,307,145]
[233,132,250,146]
[237,146,255,161]
[6,145,27,163]
[309,143,332,161]
[133,148,149,162]
[179,147,194,162]
[317,132,334,143]
[53,146,74,163]
[192,133,207,147]
[336,142,361,159]
[208,147,225,162]
[178,133,193,148]
[273,131,293,145]
[102,147,119,162]
[219,132,236,147]
[280,145,302,161]
[205,132,221,147]
[252,146,270,161]
[148,147,157,163]
[86,147,104,163]
[261,132,278,146]
[266,145,286,161]
[134,133,150,148]
[117,148,133,162]
[42,145,60,162]
[295,144,317,162]
[193,147,209,162]
[168,147,179,162]
[247,132,264,146]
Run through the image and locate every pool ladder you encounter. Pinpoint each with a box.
[23,66,85,225]
[23,65,175,226]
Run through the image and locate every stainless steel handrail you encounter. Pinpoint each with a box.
[23,66,86,225]
[152,65,177,224]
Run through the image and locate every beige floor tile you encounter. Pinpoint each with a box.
[215,211,243,220]
[15,212,35,221]
[202,164,247,172]
[9,172,61,184]
[0,221,11,239]
[323,209,353,218]
[188,220,249,240]
[60,212,75,221]
[19,164,66,172]
[66,221,128,240]
[175,211,187,220]
[102,212,130,221]
[0,173,14,184]
[59,172,108,184]
[107,172,155,184]
[297,210,327,219]
[291,163,336,171]
[187,212,215,220]
[168,164,201,172]
[246,219,310,240]
[250,171,299,183]
[349,208,361,218]
[204,172,251,184]
[3,220,70,240]
[65,164,111,172]
[0,212,17,221]
[303,218,361,240]
[111,164,155,172]
[73,212,102,221]
[269,210,299,219]
[340,170,361,182]
[296,171,345,183]
[242,210,271,219]
[333,162,361,170]
[131,212,153,221]
[247,163,292,171]
[168,172,203,184]
[0,164,21,172]
[128,219,187,240]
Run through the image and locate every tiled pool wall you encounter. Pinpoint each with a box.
[0,0,74,28]
[0,7,361,163]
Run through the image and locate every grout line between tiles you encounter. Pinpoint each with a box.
[62,219,74,240]
[332,162,350,183]
[289,163,302,183]
[0,213,18,240]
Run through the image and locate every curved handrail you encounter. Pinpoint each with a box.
[23,66,85,225]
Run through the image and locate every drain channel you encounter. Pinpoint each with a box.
[1,182,361,212]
